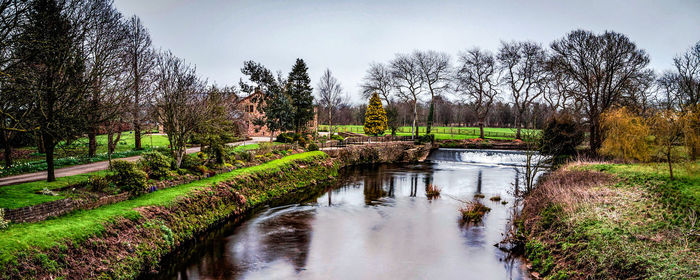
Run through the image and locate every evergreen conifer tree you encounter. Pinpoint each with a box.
[286,58,314,133]
[364,93,388,136]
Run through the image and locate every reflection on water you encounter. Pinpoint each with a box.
[156,149,531,280]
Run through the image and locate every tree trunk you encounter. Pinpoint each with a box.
[44,133,56,182]
[34,132,44,154]
[133,58,142,150]
[88,126,97,157]
[134,122,141,150]
[1,130,12,167]
[589,116,601,156]
[515,113,522,140]
[328,108,333,136]
[412,99,418,139]
[479,122,485,139]
[426,100,434,135]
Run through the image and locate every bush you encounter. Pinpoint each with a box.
[180,153,204,171]
[540,113,584,162]
[139,151,171,180]
[87,176,111,192]
[276,132,295,143]
[110,160,147,194]
[307,143,319,151]
[276,132,308,146]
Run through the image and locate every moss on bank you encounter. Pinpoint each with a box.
[519,163,700,279]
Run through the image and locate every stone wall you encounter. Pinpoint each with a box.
[325,142,433,166]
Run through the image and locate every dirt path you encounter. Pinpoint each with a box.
[0,140,265,187]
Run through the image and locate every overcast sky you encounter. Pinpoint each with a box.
[113,0,700,104]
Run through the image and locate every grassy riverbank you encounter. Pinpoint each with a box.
[0,151,331,279]
[519,162,699,279]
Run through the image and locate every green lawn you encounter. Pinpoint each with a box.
[0,170,112,209]
[321,125,534,140]
[6,132,170,166]
[0,151,326,264]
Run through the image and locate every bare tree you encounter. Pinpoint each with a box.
[0,0,29,166]
[317,68,344,135]
[497,41,547,139]
[361,62,394,104]
[390,54,424,138]
[658,42,699,111]
[415,50,451,134]
[455,48,500,139]
[80,0,129,157]
[153,51,206,167]
[125,15,155,150]
[550,30,652,154]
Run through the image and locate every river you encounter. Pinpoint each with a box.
[153,148,531,280]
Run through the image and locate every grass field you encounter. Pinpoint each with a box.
[0,170,112,209]
[0,151,326,264]
[320,125,534,140]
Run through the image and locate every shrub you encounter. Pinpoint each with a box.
[307,143,319,151]
[257,142,274,154]
[276,132,307,146]
[180,154,204,171]
[87,176,110,192]
[276,132,295,143]
[139,151,171,180]
[540,113,584,162]
[110,160,147,194]
[414,134,435,144]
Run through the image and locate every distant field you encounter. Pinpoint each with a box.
[320,125,536,140]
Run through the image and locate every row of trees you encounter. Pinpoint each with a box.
[0,0,238,181]
[332,30,697,157]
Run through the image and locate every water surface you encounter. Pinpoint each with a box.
[157,149,531,280]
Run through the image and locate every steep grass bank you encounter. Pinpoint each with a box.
[0,152,332,279]
[518,163,699,279]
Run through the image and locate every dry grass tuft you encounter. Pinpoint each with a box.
[425,184,441,199]
[460,201,491,223]
[521,169,615,230]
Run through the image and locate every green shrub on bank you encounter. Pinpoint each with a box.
[110,160,147,194]
[414,134,435,144]
[139,151,171,180]
[307,143,319,151]
[276,132,307,146]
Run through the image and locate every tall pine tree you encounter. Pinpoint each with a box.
[286,58,314,133]
[364,93,388,136]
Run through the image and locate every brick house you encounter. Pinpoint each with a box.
[237,90,318,137]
